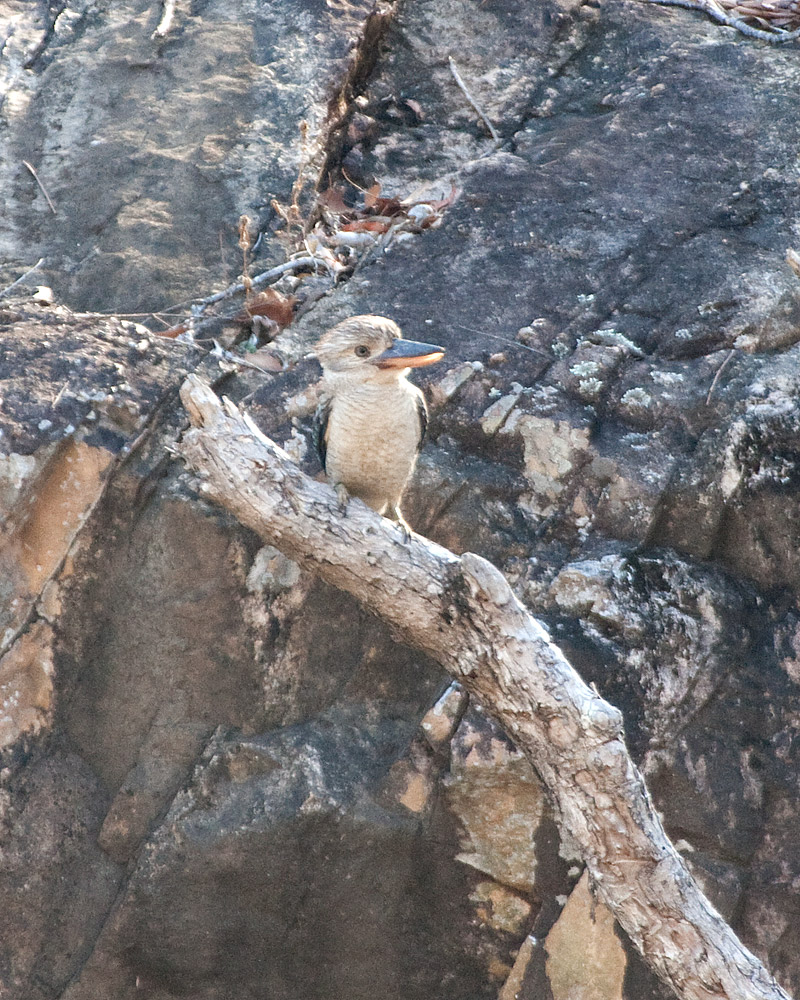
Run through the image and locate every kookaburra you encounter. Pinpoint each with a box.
[313,315,445,535]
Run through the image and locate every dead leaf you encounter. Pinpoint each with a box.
[363,182,382,209]
[427,184,459,212]
[318,186,349,213]
[340,218,392,234]
[371,196,406,217]
[158,324,188,339]
[235,288,297,327]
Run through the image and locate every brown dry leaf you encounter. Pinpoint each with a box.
[418,212,442,230]
[371,196,406,217]
[427,184,459,212]
[235,288,297,327]
[158,324,188,339]
[340,218,392,234]
[363,182,382,209]
[317,186,349,213]
[316,179,458,253]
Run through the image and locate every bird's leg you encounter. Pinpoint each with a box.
[334,482,351,511]
[386,503,413,543]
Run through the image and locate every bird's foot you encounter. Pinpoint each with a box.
[387,505,413,543]
[334,482,351,511]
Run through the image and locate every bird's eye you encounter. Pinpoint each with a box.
[354,345,370,357]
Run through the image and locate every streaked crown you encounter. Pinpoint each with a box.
[314,315,401,372]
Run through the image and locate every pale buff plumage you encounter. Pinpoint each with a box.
[313,315,444,534]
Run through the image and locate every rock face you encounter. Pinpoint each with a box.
[2,0,800,997]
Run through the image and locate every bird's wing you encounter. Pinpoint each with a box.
[312,394,332,472]
[416,392,428,451]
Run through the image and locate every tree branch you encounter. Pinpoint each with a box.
[177,374,791,1000]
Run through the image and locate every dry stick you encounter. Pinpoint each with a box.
[641,0,800,41]
[453,322,551,359]
[194,256,321,314]
[23,161,57,214]
[0,258,45,299]
[706,349,736,406]
[448,57,501,146]
[238,215,253,305]
[178,374,792,1000]
[151,0,177,39]
[181,255,327,342]
[52,381,70,407]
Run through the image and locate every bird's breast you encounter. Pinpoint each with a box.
[324,382,423,511]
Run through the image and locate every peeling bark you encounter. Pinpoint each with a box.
[177,374,792,1000]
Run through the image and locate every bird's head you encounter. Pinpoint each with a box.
[314,315,445,383]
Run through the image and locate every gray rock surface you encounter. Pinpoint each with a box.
[2,0,800,997]
[61,712,491,1000]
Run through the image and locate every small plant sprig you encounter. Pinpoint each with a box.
[238,214,254,307]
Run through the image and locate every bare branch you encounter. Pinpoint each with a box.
[705,348,736,405]
[448,57,501,145]
[152,0,177,39]
[0,258,45,299]
[22,161,57,214]
[642,0,800,42]
[177,374,792,1000]
[194,256,322,314]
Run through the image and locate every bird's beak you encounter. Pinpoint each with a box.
[373,339,446,370]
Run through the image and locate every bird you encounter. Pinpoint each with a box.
[312,315,445,536]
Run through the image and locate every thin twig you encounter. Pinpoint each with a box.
[641,0,800,40]
[152,0,177,39]
[195,256,321,314]
[453,322,551,358]
[448,57,501,146]
[149,313,175,329]
[84,255,326,340]
[52,382,70,406]
[173,256,322,338]
[150,331,284,380]
[0,258,45,300]
[218,230,228,282]
[23,161,57,214]
[706,348,736,405]
[84,310,173,320]
[341,166,369,193]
